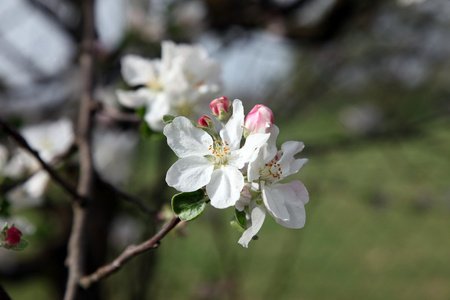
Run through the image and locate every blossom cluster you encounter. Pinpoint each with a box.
[164,97,309,247]
[116,41,221,131]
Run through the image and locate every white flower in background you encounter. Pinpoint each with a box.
[116,40,221,131]
[93,128,138,185]
[164,99,270,209]
[4,118,74,198]
[0,145,8,172]
[238,125,309,247]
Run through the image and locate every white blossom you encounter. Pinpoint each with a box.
[238,125,309,247]
[116,41,221,131]
[164,99,269,209]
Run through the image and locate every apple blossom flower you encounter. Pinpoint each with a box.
[4,118,74,198]
[210,96,232,123]
[116,41,221,131]
[238,125,309,247]
[244,104,274,136]
[5,226,22,246]
[164,99,270,209]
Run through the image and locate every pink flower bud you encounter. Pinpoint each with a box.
[198,115,213,128]
[5,226,22,246]
[209,96,232,122]
[244,104,274,135]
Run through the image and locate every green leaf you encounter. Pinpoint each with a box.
[12,238,29,251]
[235,209,247,229]
[139,121,153,138]
[0,238,29,251]
[162,115,176,124]
[230,209,247,233]
[171,189,207,222]
[230,220,245,233]
[136,106,147,119]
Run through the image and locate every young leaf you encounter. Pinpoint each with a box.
[235,209,247,229]
[171,189,207,222]
[230,209,247,233]
[12,238,29,251]
[230,220,245,233]
[162,115,176,124]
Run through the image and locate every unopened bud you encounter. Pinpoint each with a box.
[198,115,214,128]
[244,104,274,136]
[210,96,232,123]
[5,226,22,247]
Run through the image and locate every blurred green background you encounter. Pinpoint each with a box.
[1,0,450,299]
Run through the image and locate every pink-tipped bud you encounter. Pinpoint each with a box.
[198,115,214,128]
[5,226,22,246]
[244,104,274,136]
[210,96,232,122]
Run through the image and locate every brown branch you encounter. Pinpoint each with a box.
[91,101,142,123]
[64,0,96,299]
[0,142,76,195]
[0,119,84,201]
[0,284,12,300]
[79,215,182,289]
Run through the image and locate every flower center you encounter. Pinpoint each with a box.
[209,140,230,166]
[175,100,193,117]
[260,157,283,182]
[146,78,163,92]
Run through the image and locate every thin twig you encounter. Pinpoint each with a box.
[0,119,83,201]
[0,142,77,195]
[91,101,142,123]
[64,0,96,299]
[79,215,182,289]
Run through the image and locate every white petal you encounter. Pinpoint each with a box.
[163,117,213,158]
[230,133,270,169]
[121,55,159,86]
[246,125,279,182]
[288,158,308,178]
[238,204,267,248]
[144,94,171,131]
[116,88,153,108]
[272,181,309,228]
[261,181,290,222]
[278,141,305,175]
[23,170,50,198]
[220,99,244,150]
[207,166,244,209]
[166,156,214,192]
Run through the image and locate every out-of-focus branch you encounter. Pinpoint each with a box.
[0,119,83,200]
[0,142,76,195]
[99,178,157,217]
[91,101,142,123]
[79,215,182,289]
[27,0,79,41]
[64,0,96,299]
[0,284,12,300]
